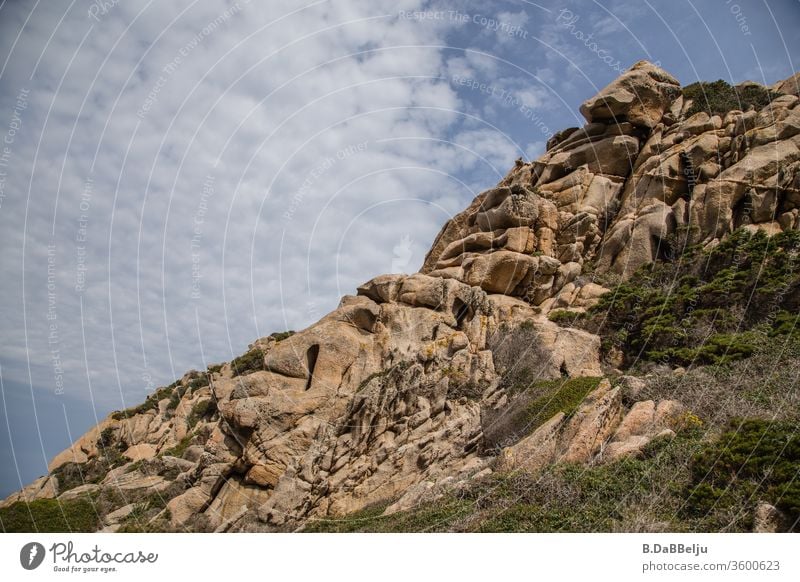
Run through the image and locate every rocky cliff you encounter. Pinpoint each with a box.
[4,61,799,533]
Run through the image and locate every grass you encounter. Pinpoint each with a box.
[521,377,603,428]
[162,433,194,459]
[302,499,474,533]
[0,498,100,532]
[483,376,603,450]
[302,426,786,532]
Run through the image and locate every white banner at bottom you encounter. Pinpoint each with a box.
[1,533,798,581]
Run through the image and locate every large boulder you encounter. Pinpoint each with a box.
[580,60,681,128]
[496,412,565,473]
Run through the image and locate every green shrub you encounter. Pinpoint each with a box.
[187,399,217,429]
[187,373,210,391]
[0,498,99,532]
[683,80,779,117]
[270,330,295,342]
[115,493,172,533]
[579,229,800,367]
[166,390,181,411]
[685,418,800,530]
[770,310,800,339]
[162,433,194,459]
[97,427,115,448]
[547,310,584,325]
[51,457,122,494]
[231,348,264,377]
[51,463,85,493]
[207,363,224,374]
[302,416,799,532]
[111,382,180,420]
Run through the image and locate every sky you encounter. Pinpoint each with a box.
[0,0,798,498]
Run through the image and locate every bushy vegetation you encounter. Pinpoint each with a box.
[111,381,180,420]
[0,498,99,532]
[162,433,194,459]
[231,347,265,377]
[573,229,800,367]
[186,371,210,391]
[482,376,603,450]
[547,309,581,325]
[683,79,780,117]
[186,398,217,429]
[685,419,799,530]
[51,462,87,493]
[50,460,113,493]
[115,493,172,533]
[270,330,295,342]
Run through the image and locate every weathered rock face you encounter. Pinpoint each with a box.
[496,379,682,473]
[580,60,681,128]
[485,64,800,277]
[6,61,798,532]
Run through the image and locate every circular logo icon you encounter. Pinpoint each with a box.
[20,542,46,570]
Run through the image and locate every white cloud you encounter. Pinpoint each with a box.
[0,0,482,415]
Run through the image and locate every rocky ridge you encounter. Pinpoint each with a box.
[4,61,799,532]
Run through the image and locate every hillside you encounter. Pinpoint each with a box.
[2,61,799,533]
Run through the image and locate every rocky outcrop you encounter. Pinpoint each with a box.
[0,475,57,509]
[5,61,798,532]
[580,61,681,128]
[495,379,681,472]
